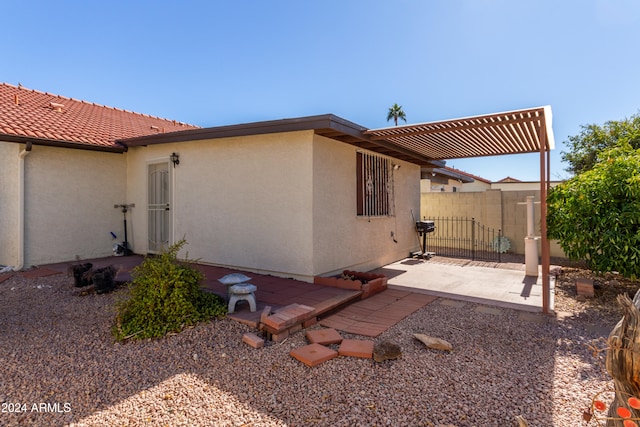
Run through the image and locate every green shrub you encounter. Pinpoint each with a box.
[113,239,226,341]
[547,144,640,278]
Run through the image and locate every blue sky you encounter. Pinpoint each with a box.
[4,0,640,181]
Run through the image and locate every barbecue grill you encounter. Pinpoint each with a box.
[415,220,436,257]
[416,220,435,234]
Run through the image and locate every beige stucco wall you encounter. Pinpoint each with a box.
[500,190,565,257]
[126,131,315,279]
[16,145,127,267]
[420,190,503,232]
[460,180,492,192]
[311,135,420,276]
[0,141,21,267]
[126,130,420,281]
[501,190,541,254]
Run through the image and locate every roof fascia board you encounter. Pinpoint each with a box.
[0,134,126,153]
[120,113,443,167]
[120,114,351,147]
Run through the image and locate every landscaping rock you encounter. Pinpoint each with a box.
[413,333,453,351]
[373,340,401,362]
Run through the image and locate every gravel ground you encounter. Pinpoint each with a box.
[0,265,635,427]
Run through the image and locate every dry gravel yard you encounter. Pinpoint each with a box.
[0,263,637,427]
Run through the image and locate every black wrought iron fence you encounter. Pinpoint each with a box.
[422,216,505,262]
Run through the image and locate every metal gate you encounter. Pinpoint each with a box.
[423,217,505,262]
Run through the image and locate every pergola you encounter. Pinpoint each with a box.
[365,106,555,314]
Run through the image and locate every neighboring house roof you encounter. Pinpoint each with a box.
[0,83,198,152]
[421,166,476,183]
[443,166,491,184]
[496,176,522,182]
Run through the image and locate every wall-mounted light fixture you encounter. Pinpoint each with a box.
[170,152,180,168]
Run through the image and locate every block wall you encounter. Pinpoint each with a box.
[421,189,566,258]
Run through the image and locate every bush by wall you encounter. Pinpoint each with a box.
[113,239,226,341]
[547,145,640,279]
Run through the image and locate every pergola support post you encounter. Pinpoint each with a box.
[539,116,551,314]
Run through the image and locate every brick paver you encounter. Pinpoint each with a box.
[290,343,338,367]
[306,328,343,345]
[338,339,374,358]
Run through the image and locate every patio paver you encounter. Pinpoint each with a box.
[338,339,374,358]
[475,306,503,316]
[319,290,437,337]
[306,328,343,345]
[290,343,338,367]
[439,299,467,308]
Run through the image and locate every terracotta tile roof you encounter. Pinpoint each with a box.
[0,82,199,150]
[443,166,492,184]
[496,176,522,183]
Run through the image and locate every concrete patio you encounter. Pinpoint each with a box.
[372,256,556,313]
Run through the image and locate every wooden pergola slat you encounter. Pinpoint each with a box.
[365,106,553,159]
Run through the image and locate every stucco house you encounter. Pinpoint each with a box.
[1,83,555,301]
[0,83,441,281]
[420,166,479,192]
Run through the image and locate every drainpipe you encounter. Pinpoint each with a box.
[15,141,32,271]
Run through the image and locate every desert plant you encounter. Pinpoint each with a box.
[113,239,226,341]
[583,290,640,426]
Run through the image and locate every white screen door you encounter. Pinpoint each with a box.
[148,162,171,253]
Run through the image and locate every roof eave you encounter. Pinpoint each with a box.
[119,114,355,146]
[119,113,443,167]
[0,134,127,153]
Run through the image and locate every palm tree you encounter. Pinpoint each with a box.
[387,103,407,126]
